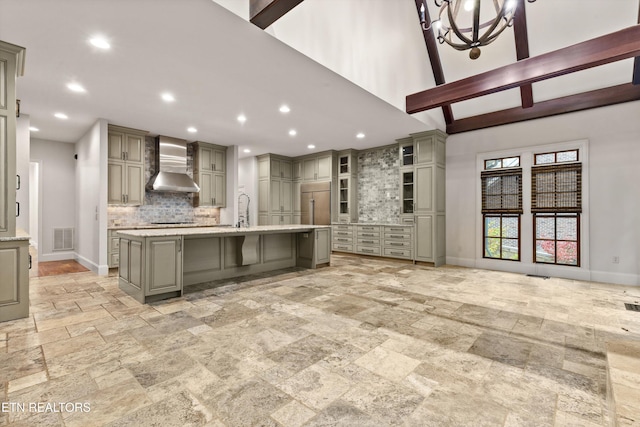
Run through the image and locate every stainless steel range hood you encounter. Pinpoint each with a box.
[146,136,200,193]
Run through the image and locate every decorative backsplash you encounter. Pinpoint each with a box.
[107,136,220,227]
[357,145,400,223]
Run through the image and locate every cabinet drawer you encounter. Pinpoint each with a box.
[333,224,352,230]
[385,226,413,233]
[333,230,353,237]
[356,225,380,232]
[356,246,381,256]
[332,243,353,252]
[384,240,412,249]
[357,238,380,246]
[357,231,381,238]
[383,247,412,259]
[384,232,412,241]
[333,236,354,244]
[109,252,120,268]
[109,236,120,252]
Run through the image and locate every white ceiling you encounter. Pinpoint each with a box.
[1,0,637,158]
[0,0,433,158]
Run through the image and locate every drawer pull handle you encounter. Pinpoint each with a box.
[390,242,403,246]
[362,233,375,237]
[362,249,373,253]
[391,251,404,255]
[390,235,404,238]
[363,240,374,244]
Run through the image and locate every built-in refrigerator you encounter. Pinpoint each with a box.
[300,182,331,225]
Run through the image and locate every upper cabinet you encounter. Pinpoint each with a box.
[337,150,358,223]
[0,41,25,238]
[302,154,332,181]
[193,142,227,207]
[198,143,226,173]
[107,125,148,206]
[257,154,293,225]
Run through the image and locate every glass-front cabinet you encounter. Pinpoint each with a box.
[401,171,414,214]
[339,178,349,215]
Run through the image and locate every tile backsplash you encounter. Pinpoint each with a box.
[357,145,400,223]
[107,136,220,226]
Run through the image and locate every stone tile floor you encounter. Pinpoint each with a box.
[1,254,640,426]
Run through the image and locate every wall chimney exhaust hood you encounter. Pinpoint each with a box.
[146,136,200,193]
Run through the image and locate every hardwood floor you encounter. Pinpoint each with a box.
[37,260,89,277]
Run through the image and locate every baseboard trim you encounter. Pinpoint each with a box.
[39,251,75,262]
[590,271,639,287]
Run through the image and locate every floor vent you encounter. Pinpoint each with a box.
[53,228,74,251]
[624,303,640,312]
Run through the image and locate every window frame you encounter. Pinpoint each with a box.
[483,214,521,261]
[533,213,581,267]
[534,149,578,165]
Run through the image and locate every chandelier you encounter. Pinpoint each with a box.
[420,0,536,60]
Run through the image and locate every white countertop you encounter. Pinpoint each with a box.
[0,229,30,242]
[116,224,331,238]
[108,223,223,230]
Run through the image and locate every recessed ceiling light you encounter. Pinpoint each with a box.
[307,144,315,149]
[67,83,86,93]
[356,132,365,139]
[187,127,197,133]
[161,92,175,102]
[237,114,247,123]
[243,149,251,153]
[289,129,297,136]
[29,126,39,132]
[54,112,68,119]
[89,37,110,50]
[279,105,290,113]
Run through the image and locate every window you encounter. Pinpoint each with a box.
[485,156,520,170]
[532,151,581,266]
[481,167,522,261]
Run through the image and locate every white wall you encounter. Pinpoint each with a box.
[30,138,76,261]
[238,156,258,227]
[75,119,108,274]
[15,115,30,233]
[446,101,640,286]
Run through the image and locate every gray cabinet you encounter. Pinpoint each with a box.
[119,235,182,303]
[108,229,120,268]
[337,150,358,223]
[0,238,29,322]
[258,154,293,225]
[356,224,381,256]
[399,130,447,266]
[315,228,331,265]
[107,125,147,206]
[303,154,332,181]
[194,142,227,207]
[332,224,354,252]
[0,41,25,238]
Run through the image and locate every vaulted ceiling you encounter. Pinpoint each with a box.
[243,0,640,135]
[1,0,639,158]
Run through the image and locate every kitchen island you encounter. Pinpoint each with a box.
[116,225,331,303]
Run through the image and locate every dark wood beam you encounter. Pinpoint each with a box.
[407,24,640,114]
[250,0,304,30]
[446,83,640,134]
[413,0,454,124]
[513,0,533,108]
[634,3,640,84]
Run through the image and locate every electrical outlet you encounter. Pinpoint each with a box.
[612,256,620,264]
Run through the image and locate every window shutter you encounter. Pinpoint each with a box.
[531,163,582,213]
[481,168,523,214]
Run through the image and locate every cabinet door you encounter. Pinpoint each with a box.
[400,170,414,214]
[303,158,316,181]
[270,179,282,212]
[270,159,281,178]
[281,180,292,213]
[293,181,301,213]
[108,162,125,204]
[125,133,144,163]
[200,146,213,172]
[146,237,182,296]
[108,131,125,160]
[317,156,332,180]
[415,165,433,214]
[199,171,213,206]
[415,215,433,262]
[315,228,330,265]
[213,149,226,172]
[280,161,292,179]
[0,241,29,322]
[258,180,269,213]
[125,163,145,205]
[415,136,434,165]
[212,173,226,207]
[293,161,302,180]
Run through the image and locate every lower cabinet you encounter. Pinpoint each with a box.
[119,236,183,303]
[315,228,330,265]
[107,229,120,268]
[332,223,415,262]
[0,239,29,322]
